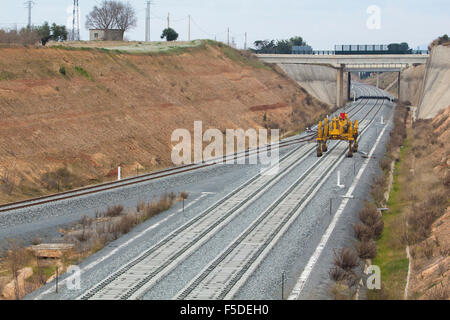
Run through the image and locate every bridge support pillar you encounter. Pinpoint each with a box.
[397,71,401,101]
[336,65,344,107]
[347,72,351,101]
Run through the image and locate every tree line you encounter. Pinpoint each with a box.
[0,22,67,46]
[251,36,308,54]
[387,42,411,53]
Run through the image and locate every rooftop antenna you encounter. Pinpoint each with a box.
[72,0,80,41]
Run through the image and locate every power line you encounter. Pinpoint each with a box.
[141,8,237,44]
[190,16,226,38]
[150,13,166,21]
[171,16,188,22]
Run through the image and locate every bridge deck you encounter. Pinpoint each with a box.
[256,54,429,70]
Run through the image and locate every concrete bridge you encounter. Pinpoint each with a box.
[257,54,429,106]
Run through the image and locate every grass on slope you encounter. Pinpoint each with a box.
[74,66,93,81]
[50,40,207,57]
[369,143,409,300]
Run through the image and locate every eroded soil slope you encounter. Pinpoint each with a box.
[0,42,329,202]
[408,106,450,299]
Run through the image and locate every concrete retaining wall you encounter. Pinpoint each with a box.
[418,45,450,119]
[277,64,347,106]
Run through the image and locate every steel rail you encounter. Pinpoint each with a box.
[0,133,318,214]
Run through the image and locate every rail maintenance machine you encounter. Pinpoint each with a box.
[316,112,359,158]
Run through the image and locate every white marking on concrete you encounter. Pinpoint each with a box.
[118,166,121,181]
[337,170,345,189]
[288,122,388,300]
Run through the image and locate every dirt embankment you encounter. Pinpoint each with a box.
[276,64,347,106]
[407,106,450,299]
[0,42,330,203]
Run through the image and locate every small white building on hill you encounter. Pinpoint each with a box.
[89,29,124,41]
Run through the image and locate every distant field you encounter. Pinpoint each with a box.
[48,40,205,53]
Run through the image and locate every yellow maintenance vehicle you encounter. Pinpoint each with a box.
[317,113,359,158]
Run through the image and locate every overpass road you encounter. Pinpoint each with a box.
[24,83,394,300]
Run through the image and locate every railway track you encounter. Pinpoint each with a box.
[0,132,317,214]
[175,94,386,300]
[76,88,384,300]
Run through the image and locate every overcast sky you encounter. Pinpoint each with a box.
[1,0,449,49]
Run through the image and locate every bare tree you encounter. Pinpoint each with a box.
[85,1,136,32]
[116,2,137,31]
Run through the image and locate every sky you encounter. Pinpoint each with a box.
[0,0,449,49]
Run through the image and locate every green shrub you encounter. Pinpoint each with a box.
[74,66,92,80]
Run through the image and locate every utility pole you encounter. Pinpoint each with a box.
[188,15,191,41]
[244,32,247,50]
[145,1,151,41]
[227,27,230,46]
[25,1,34,28]
[76,0,80,41]
[167,12,170,29]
